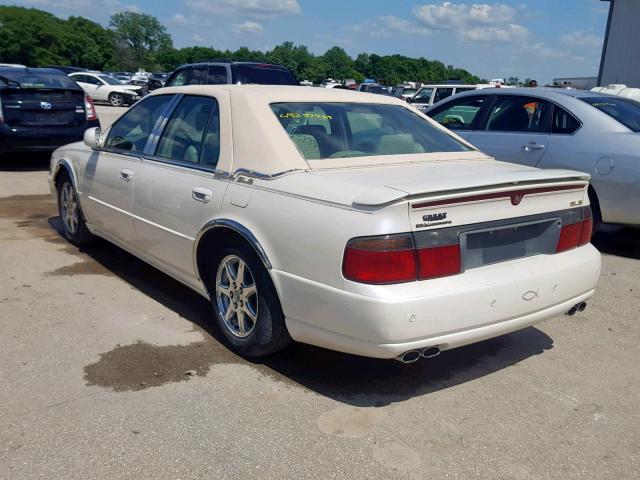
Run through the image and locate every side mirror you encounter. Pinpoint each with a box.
[406,97,413,104]
[83,127,102,149]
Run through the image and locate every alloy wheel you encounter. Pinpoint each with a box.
[215,255,258,338]
[60,182,79,234]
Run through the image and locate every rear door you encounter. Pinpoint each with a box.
[81,94,175,244]
[467,95,552,167]
[132,93,230,284]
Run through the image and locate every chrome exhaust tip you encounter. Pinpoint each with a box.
[397,350,421,363]
[578,301,587,312]
[421,346,441,358]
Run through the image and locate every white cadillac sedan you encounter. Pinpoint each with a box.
[49,85,601,362]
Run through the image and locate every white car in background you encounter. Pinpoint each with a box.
[409,84,504,112]
[68,72,143,106]
[49,85,600,362]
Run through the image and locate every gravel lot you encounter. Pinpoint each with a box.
[0,105,639,479]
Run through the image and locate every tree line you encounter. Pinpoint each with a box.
[0,6,482,85]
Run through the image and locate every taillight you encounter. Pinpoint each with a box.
[343,234,417,284]
[84,95,97,121]
[343,233,462,284]
[556,206,592,252]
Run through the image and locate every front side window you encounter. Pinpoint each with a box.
[430,96,488,130]
[166,68,189,87]
[271,102,470,160]
[104,95,173,153]
[486,96,551,133]
[433,88,454,104]
[155,95,219,169]
[189,67,208,85]
[207,66,228,84]
[413,88,433,103]
[581,96,640,132]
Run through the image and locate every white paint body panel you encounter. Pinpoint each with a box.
[49,85,601,359]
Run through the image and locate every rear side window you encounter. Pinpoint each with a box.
[430,96,488,130]
[166,68,189,87]
[155,95,219,169]
[104,95,173,153]
[552,106,581,134]
[231,64,297,85]
[581,96,640,132]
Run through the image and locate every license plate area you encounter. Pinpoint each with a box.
[462,218,561,269]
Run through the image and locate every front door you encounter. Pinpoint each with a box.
[132,93,230,285]
[81,94,175,244]
[467,95,552,167]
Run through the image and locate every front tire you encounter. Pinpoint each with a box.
[57,172,95,245]
[207,243,291,357]
[108,92,124,107]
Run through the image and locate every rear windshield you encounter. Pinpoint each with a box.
[0,69,78,89]
[271,102,471,160]
[231,65,298,85]
[581,96,640,132]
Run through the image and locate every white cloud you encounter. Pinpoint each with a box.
[413,2,517,29]
[232,21,264,33]
[192,33,206,43]
[561,30,603,47]
[525,42,569,59]
[462,23,529,42]
[171,14,189,25]
[353,15,431,37]
[185,0,300,18]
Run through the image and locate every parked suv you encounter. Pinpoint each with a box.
[165,61,299,87]
[0,67,99,155]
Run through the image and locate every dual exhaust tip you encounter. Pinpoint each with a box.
[397,301,588,363]
[397,346,441,364]
[566,301,587,316]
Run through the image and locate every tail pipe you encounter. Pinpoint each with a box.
[396,346,441,363]
[566,301,587,316]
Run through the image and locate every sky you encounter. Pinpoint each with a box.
[11,0,610,83]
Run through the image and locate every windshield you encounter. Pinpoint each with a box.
[271,102,470,160]
[231,64,298,85]
[581,96,640,132]
[402,88,417,96]
[0,69,78,89]
[98,75,124,85]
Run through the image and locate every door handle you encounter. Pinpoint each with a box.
[192,187,213,203]
[120,168,134,182]
[521,142,545,152]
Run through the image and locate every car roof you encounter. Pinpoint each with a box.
[450,86,613,101]
[178,61,289,68]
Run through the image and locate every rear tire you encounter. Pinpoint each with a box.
[56,172,95,246]
[108,92,124,107]
[207,242,291,357]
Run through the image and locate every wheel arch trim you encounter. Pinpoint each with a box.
[52,159,79,192]
[193,218,273,282]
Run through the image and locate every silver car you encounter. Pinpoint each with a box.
[426,88,640,227]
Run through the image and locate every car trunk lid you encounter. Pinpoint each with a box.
[0,88,86,127]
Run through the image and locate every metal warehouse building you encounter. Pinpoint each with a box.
[598,0,640,87]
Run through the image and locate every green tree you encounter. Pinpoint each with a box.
[109,11,172,67]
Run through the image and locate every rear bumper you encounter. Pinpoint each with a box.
[0,121,99,154]
[273,245,601,359]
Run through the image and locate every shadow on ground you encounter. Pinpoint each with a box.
[0,153,51,171]
[592,225,640,260]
